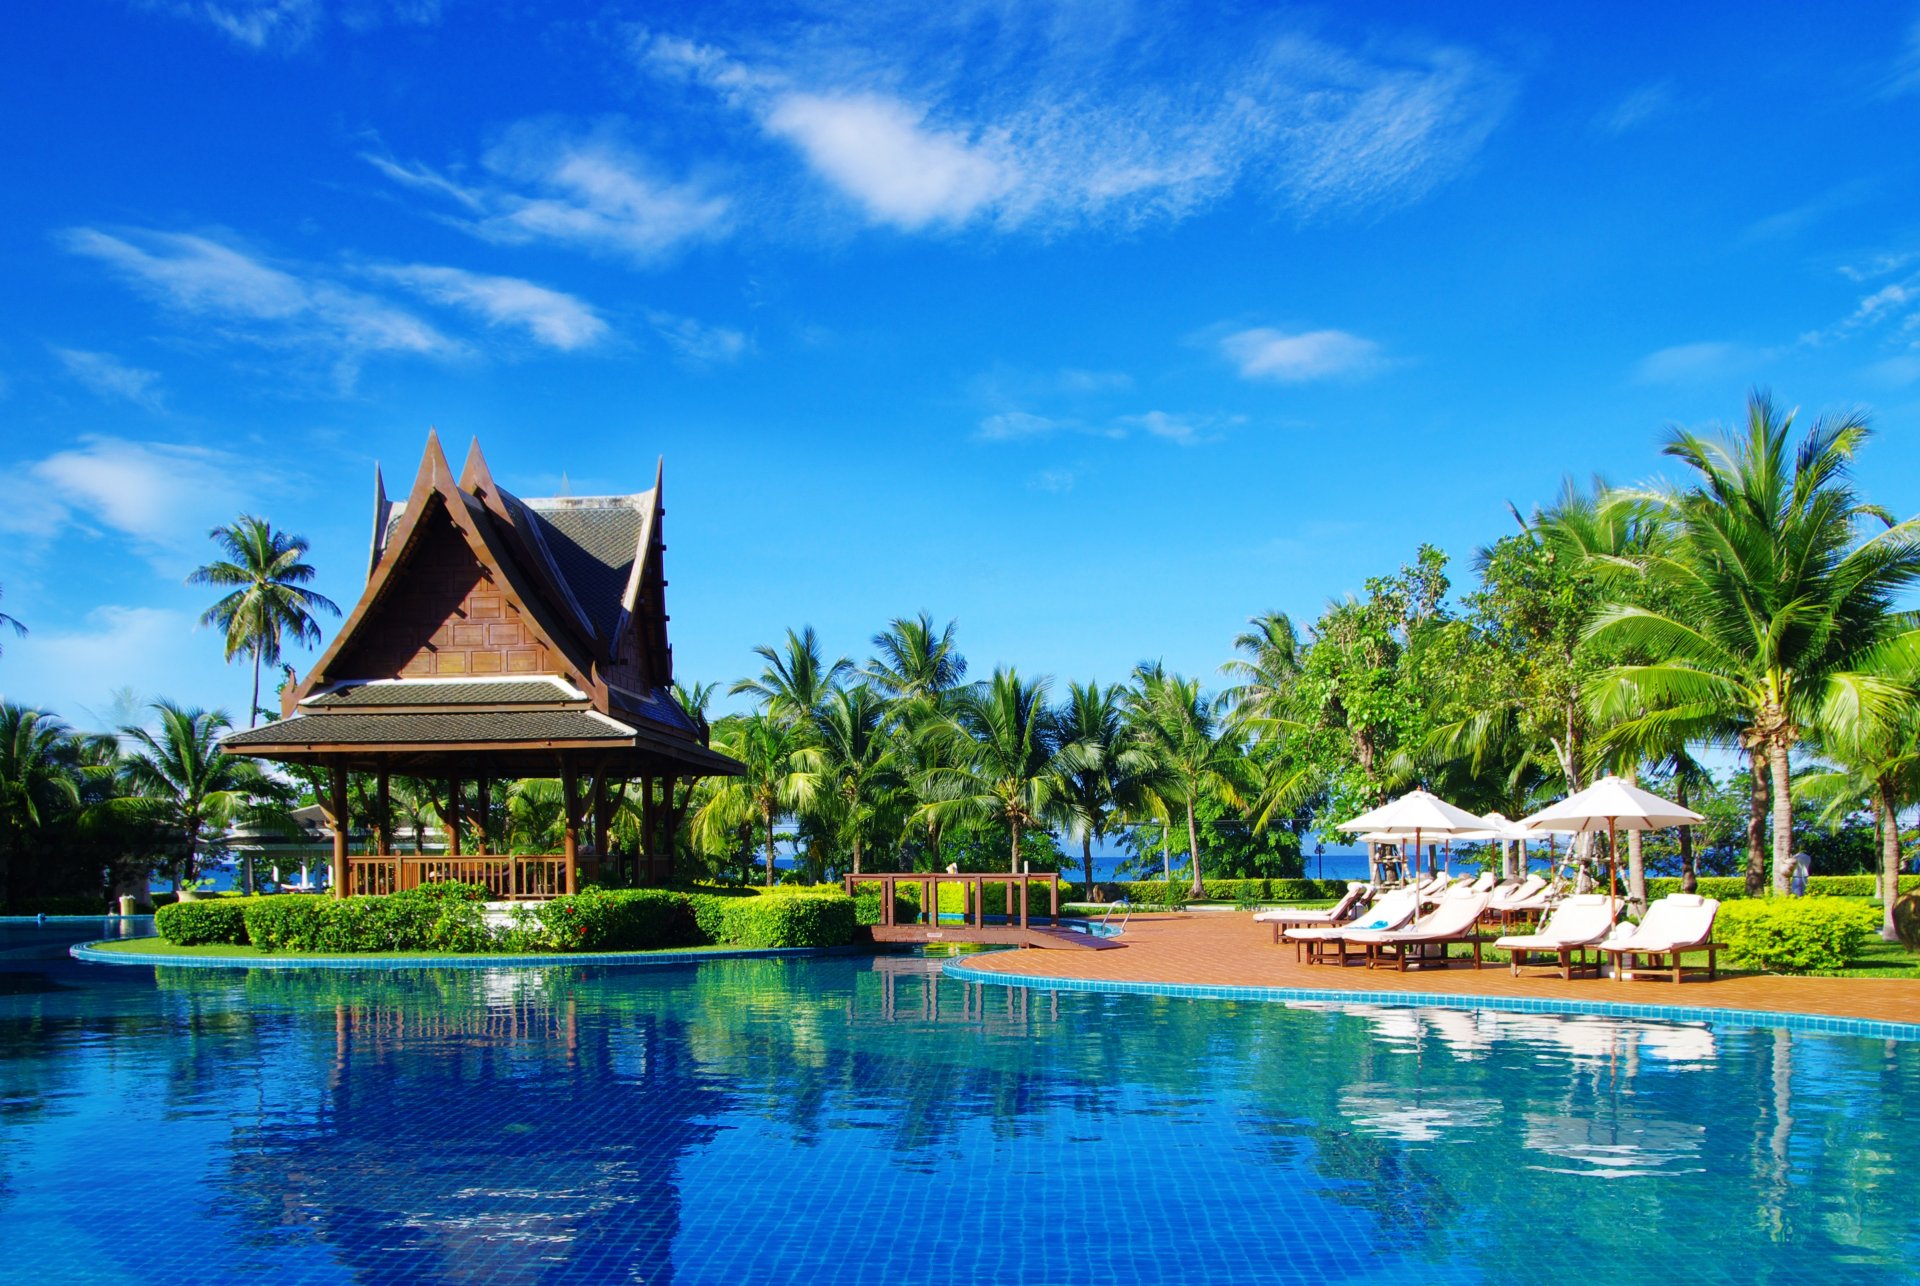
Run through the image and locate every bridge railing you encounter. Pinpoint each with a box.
[842,871,1062,930]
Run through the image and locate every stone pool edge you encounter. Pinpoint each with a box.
[71,937,898,971]
[940,957,1920,1043]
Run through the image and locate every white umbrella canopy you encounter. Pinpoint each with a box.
[1338,790,1487,881]
[1452,811,1535,842]
[1518,776,1706,904]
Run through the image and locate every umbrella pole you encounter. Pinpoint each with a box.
[1607,818,1618,910]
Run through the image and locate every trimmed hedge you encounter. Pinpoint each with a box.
[506,888,696,953]
[719,893,858,949]
[240,890,495,953]
[1716,897,1879,974]
[155,896,262,945]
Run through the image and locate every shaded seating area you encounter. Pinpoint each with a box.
[1494,894,1621,979]
[1600,894,1724,983]
[1254,883,1372,944]
[1285,887,1422,965]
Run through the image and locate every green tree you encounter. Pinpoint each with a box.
[729,626,852,724]
[0,583,25,657]
[115,701,283,888]
[809,685,906,874]
[692,714,820,886]
[0,705,82,908]
[922,669,1060,873]
[866,612,967,702]
[1587,393,1920,894]
[187,515,340,727]
[1125,667,1251,898]
[1050,680,1152,889]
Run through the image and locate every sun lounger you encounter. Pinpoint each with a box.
[1465,871,1496,893]
[1494,894,1621,979]
[1598,894,1722,982]
[1285,888,1421,964]
[1342,889,1494,971]
[1253,883,1371,943]
[1488,874,1550,927]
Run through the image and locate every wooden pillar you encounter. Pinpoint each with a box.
[591,771,612,860]
[327,765,349,899]
[1019,875,1030,930]
[474,773,490,855]
[1050,877,1060,927]
[446,777,463,856]
[641,774,660,884]
[561,758,579,896]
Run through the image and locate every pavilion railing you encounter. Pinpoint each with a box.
[843,871,1062,930]
[345,855,570,901]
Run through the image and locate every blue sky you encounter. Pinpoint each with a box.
[5,1,1920,732]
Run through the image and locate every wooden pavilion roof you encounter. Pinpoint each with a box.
[221,431,741,779]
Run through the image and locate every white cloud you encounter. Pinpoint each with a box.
[0,605,218,730]
[978,410,1070,441]
[0,436,273,565]
[1633,341,1754,384]
[1119,411,1212,446]
[1883,17,1920,97]
[764,93,1016,229]
[1027,469,1076,493]
[636,14,1511,234]
[369,264,608,350]
[151,0,321,52]
[1594,80,1676,136]
[1221,327,1381,382]
[646,310,748,366]
[54,349,166,411]
[366,121,731,264]
[63,227,455,387]
[976,408,1227,445]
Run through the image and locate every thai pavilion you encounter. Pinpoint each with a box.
[222,430,742,898]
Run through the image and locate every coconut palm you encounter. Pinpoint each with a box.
[115,701,280,888]
[729,626,852,725]
[0,705,82,908]
[1125,667,1252,898]
[1050,680,1152,890]
[188,516,340,727]
[866,613,967,703]
[0,583,25,658]
[1220,611,1302,719]
[693,714,820,886]
[809,686,906,874]
[921,669,1060,873]
[1586,393,1920,894]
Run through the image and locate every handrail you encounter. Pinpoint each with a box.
[1100,899,1132,932]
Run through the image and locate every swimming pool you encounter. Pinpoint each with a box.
[4,922,1916,1284]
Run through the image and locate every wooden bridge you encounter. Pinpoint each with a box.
[844,872,1121,951]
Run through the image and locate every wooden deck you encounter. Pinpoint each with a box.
[869,923,1121,950]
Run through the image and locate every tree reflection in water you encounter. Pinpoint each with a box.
[1,924,1916,1286]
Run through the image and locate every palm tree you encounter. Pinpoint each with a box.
[1050,680,1152,890]
[1586,393,1920,894]
[188,516,340,727]
[730,626,852,724]
[1220,611,1302,719]
[116,701,280,888]
[693,714,819,886]
[866,613,967,702]
[1126,668,1250,898]
[0,705,82,908]
[0,583,25,658]
[810,686,906,874]
[922,669,1060,872]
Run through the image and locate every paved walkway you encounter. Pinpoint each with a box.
[962,911,1920,1026]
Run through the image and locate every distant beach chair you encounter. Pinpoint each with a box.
[1488,874,1551,927]
[1598,894,1723,983]
[1254,882,1372,944]
[1494,894,1621,979]
[1342,888,1494,971]
[1285,887,1422,965]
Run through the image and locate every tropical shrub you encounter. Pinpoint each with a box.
[1716,897,1878,974]
[509,888,696,953]
[156,896,260,945]
[241,896,333,951]
[718,893,858,949]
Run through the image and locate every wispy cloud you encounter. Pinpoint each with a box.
[53,348,166,411]
[146,0,441,54]
[368,264,609,350]
[366,119,731,264]
[1741,182,1873,244]
[645,310,748,367]
[1594,80,1676,136]
[1633,341,1764,384]
[975,408,1231,446]
[1220,327,1382,382]
[0,435,274,565]
[634,10,1512,234]
[62,227,454,387]
[1882,16,1920,97]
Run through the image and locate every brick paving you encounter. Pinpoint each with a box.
[964,910,1920,1025]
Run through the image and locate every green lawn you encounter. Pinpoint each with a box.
[85,936,742,962]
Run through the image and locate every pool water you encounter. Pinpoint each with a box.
[2,922,1916,1285]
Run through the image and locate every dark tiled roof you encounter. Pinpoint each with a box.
[530,503,642,643]
[224,711,630,748]
[306,679,579,707]
[611,682,698,735]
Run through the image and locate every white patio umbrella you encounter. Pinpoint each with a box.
[1452,812,1535,878]
[1518,775,1705,906]
[1338,790,1489,882]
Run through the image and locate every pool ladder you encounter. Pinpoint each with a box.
[1100,900,1133,933]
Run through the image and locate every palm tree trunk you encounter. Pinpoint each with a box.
[1877,781,1902,942]
[1082,833,1095,895]
[1745,747,1769,898]
[852,834,862,876]
[1677,776,1696,894]
[1626,766,1646,915]
[1768,739,1793,896]
[249,644,263,728]
[1009,818,1022,874]
[763,804,775,887]
[1186,800,1203,898]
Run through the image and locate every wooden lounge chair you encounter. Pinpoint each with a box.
[1599,894,1723,982]
[1488,874,1550,928]
[1285,888,1421,965]
[1254,883,1371,944]
[1343,889,1494,971]
[1494,894,1621,979]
